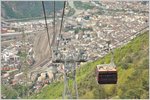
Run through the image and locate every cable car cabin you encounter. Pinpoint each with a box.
[96,64,117,84]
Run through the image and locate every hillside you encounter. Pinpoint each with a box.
[1,1,95,19]
[29,31,149,99]
[1,1,64,19]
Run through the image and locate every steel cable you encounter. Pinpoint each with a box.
[42,1,51,51]
[57,1,66,49]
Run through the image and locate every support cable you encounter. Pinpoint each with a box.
[57,1,66,49]
[51,1,56,47]
[102,25,148,52]
[42,1,51,51]
[113,26,148,46]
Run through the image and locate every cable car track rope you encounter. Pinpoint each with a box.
[57,1,66,49]
[101,26,148,52]
[42,1,51,52]
[113,26,148,46]
[51,1,56,47]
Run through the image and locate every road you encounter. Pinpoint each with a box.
[1,30,40,37]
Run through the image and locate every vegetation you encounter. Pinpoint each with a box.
[2,1,96,19]
[29,31,149,99]
[74,1,95,10]
[2,1,64,19]
[13,84,28,98]
[1,85,18,99]
[2,2,20,18]
[1,84,28,99]
[1,31,148,99]
[66,6,75,17]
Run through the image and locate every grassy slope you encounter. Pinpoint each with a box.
[29,31,149,99]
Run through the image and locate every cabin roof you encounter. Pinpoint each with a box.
[96,64,117,71]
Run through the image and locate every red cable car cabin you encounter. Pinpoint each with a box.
[96,64,117,84]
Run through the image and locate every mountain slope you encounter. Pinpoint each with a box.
[2,1,95,19]
[1,1,64,19]
[29,31,149,99]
